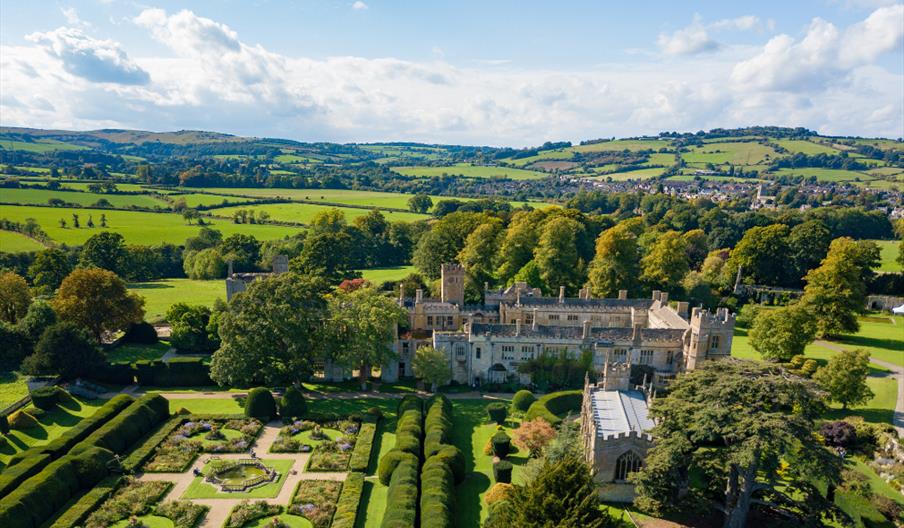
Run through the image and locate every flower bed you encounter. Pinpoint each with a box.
[289,480,342,528]
[225,500,282,528]
[143,417,262,472]
[271,419,360,472]
[86,479,172,528]
[155,500,208,528]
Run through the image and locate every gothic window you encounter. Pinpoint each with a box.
[710,335,720,350]
[614,349,627,362]
[475,347,482,359]
[639,350,654,365]
[501,345,515,360]
[549,314,560,321]
[614,451,643,481]
[567,314,579,321]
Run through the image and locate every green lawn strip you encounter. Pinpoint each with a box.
[0,371,30,408]
[846,457,904,509]
[246,514,313,528]
[106,342,171,364]
[0,397,104,467]
[128,279,226,322]
[167,397,246,415]
[182,458,294,499]
[357,266,417,285]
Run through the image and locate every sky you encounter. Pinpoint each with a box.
[1,1,902,146]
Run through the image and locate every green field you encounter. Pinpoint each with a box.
[0,204,303,245]
[0,187,167,208]
[169,193,260,208]
[668,174,765,183]
[572,139,671,153]
[128,278,225,322]
[772,167,873,182]
[213,202,429,224]
[682,141,779,165]
[507,149,576,167]
[775,139,842,155]
[0,138,86,152]
[872,240,902,272]
[592,167,666,180]
[392,163,548,180]
[0,230,46,252]
[358,265,417,284]
[866,166,904,177]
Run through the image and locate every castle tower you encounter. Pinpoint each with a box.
[685,307,735,370]
[441,263,465,306]
[601,349,631,391]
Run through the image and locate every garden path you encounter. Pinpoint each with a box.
[135,420,347,528]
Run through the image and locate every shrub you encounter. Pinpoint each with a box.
[332,472,364,528]
[424,395,452,458]
[735,304,762,328]
[226,501,282,528]
[30,386,60,410]
[393,396,423,458]
[789,355,806,369]
[279,386,307,419]
[366,407,383,420]
[492,431,511,458]
[839,469,871,498]
[512,418,556,457]
[71,394,169,455]
[525,390,582,426]
[156,500,208,528]
[421,452,455,528]
[245,387,277,421]
[486,402,508,424]
[8,409,38,429]
[349,422,377,472]
[381,453,419,528]
[431,445,465,484]
[871,494,903,522]
[493,460,513,483]
[290,479,342,528]
[820,421,857,448]
[84,479,171,528]
[134,358,212,386]
[122,322,158,344]
[48,475,121,528]
[801,359,819,377]
[510,390,536,413]
[484,483,514,506]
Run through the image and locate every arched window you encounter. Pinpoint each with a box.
[614,451,643,481]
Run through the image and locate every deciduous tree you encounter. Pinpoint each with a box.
[814,349,874,409]
[412,345,450,392]
[79,232,128,276]
[52,268,144,340]
[408,193,433,214]
[586,222,641,297]
[21,322,103,379]
[512,418,557,457]
[27,248,73,295]
[749,304,816,362]
[0,271,31,323]
[640,231,689,293]
[534,216,586,295]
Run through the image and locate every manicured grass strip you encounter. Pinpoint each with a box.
[128,279,225,322]
[332,472,365,528]
[182,458,294,499]
[48,475,123,528]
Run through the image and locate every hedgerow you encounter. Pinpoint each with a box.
[70,394,169,456]
[420,395,463,528]
[381,452,419,528]
[393,395,423,457]
[525,390,582,426]
[349,421,378,472]
[331,471,364,528]
[48,475,122,528]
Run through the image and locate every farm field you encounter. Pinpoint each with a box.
[169,192,260,208]
[872,240,902,272]
[128,278,225,322]
[0,187,168,208]
[0,138,86,152]
[667,175,766,183]
[867,166,904,177]
[571,139,671,153]
[0,230,46,252]
[392,163,548,180]
[772,167,873,182]
[593,167,666,180]
[213,202,430,224]
[775,139,842,155]
[0,204,303,245]
[506,149,575,166]
[358,265,417,284]
[681,141,779,165]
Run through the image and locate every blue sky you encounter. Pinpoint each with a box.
[1,1,902,145]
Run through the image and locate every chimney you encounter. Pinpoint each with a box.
[416,289,423,303]
[618,289,627,300]
[632,323,643,341]
[399,284,406,304]
[532,308,538,330]
[676,301,689,318]
[559,286,565,303]
[582,320,591,339]
[691,306,701,320]
[515,318,521,336]
[660,292,669,305]
[516,289,521,305]
[652,290,661,302]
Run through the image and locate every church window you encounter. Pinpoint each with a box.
[615,451,643,481]
[639,350,654,365]
[710,335,720,350]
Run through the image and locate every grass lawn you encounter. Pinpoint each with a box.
[358,265,417,284]
[0,371,30,408]
[105,341,171,364]
[825,315,903,367]
[0,230,47,252]
[213,202,430,225]
[392,164,548,181]
[0,397,105,467]
[246,515,313,528]
[0,187,167,208]
[871,240,902,272]
[129,278,225,322]
[166,397,246,415]
[183,458,294,499]
[0,204,304,245]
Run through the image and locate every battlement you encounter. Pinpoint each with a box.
[598,430,654,442]
[440,263,465,273]
[690,306,735,328]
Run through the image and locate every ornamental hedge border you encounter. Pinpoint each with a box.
[420,395,464,528]
[0,446,115,528]
[392,396,424,458]
[121,414,187,472]
[349,421,378,472]
[331,471,364,528]
[70,394,170,456]
[381,453,419,528]
[525,390,582,426]
[48,475,122,528]
[0,394,133,498]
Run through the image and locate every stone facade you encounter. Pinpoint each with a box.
[225,255,288,301]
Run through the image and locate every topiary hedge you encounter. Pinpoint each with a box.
[279,385,307,419]
[49,475,122,528]
[121,415,186,472]
[134,358,212,386]
[381,452,419,528]
[30,386,61,410]
[493,460,513,483]
[70,394,169,456]
[420,395,464,528]
[122,321,158,344]
[332,471,364,528]
[491,431,511,458]
[424,395,452,458]
[486,402,507,425]
[245,387,277,421]
[393,396,423,458]
[510,390,536,413]
[349,422,378,472]
[0,446,115,528]
[525,390,582,426]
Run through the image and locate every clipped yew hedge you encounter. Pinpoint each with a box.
[349,421,378,472]
[381,452,419,528]
[0,395,133,498]
[70,394,169,456]
[49,475,122,528]
[134,358,212,386]
[332,471,364,528]
[0,446,115,528]
[525,390,582,426]
[393,396,424,457]
[420,395,464,528]
[121,414,186,472]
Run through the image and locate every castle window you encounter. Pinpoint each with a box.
[427,316,433,326]
[520,345,533,361]
[501,345,515,360]
[455,345,466,359]
[475,347,482,359]
[710,335,720,350]
[567,314,579,321]
[402,342,409,354]
[614,349,627,362]
[548,314,560,321]
[615,451,643,481]
[447,316,454,327]
[639,350,654,365]
[525,314,533,325]
[666,350,674,365]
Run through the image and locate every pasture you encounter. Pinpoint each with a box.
[169,192,260,208]
[0,138,86,152]
[213,202,430,224]
[592,167,666,180]
[0,204,303,245]
[128,278,226,322]
[872,239,902,272]
[0,187,168,208]
[775,139,842,155]
[0,230,46,252]
[681,141,779,165]
[772,167,873,182]
[571,139,671,153]
[392,163,548,180]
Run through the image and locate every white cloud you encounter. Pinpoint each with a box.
[657,16,719,56]
[352,1,368,11]
[1,7,901,145]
